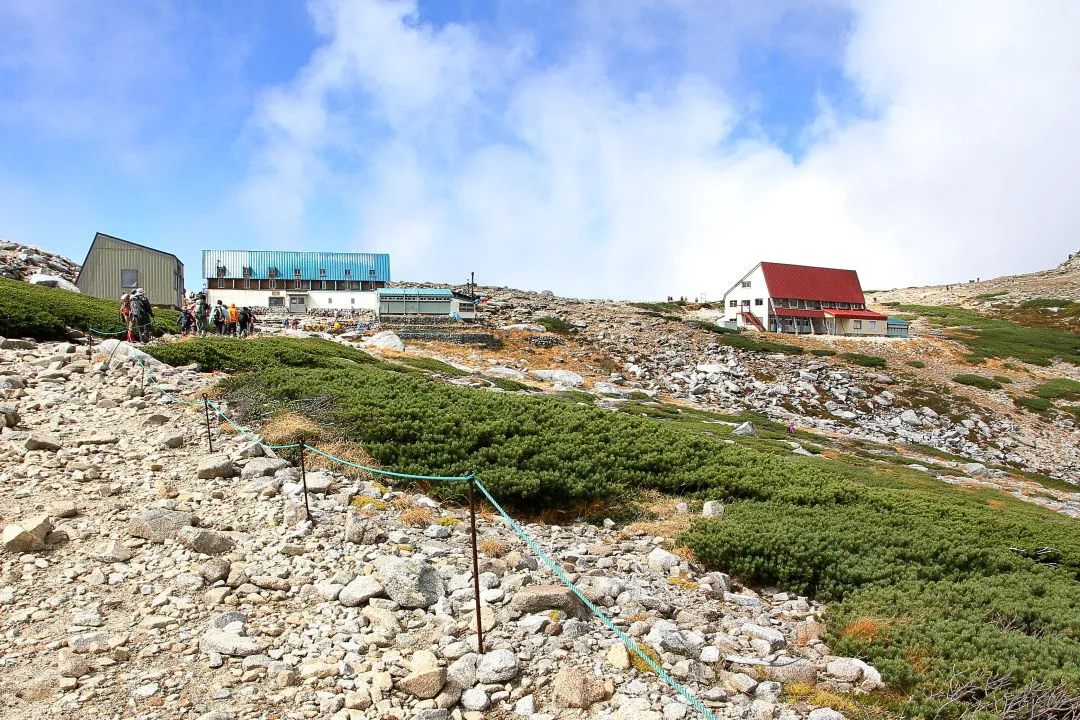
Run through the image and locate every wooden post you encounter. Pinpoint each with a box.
[86,326,93,360]
[469,476,485,654]
[299,440,312,523]
[203,398,214,452]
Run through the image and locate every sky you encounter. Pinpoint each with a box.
[1,0,1079,300]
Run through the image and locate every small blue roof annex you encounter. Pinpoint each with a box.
[377,288,453,297]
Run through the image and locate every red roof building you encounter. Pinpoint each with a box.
[723,262,887,336]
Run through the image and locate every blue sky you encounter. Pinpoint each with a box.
[2,0,1078,299]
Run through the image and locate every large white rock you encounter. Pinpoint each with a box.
[529,369,585,387]
[365,331,405,351]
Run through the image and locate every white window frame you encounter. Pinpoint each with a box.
[868,320,877,329]
[854,320,863,330]
[741,280,751,288]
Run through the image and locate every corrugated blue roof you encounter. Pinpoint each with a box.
[201,250,390,282]
[377,287,453,297]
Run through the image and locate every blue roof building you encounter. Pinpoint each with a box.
[201,250,391,313]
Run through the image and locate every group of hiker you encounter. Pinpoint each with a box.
[178,293,257,337]
[120,291,258,342]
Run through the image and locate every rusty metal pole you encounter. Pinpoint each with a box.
[299,439,311,522]
[86,326,92,360]
[469,476,485,654]
[203,398,214,452]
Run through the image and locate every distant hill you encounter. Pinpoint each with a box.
[869,250,1080,307]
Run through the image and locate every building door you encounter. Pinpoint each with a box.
[288,295,307,314]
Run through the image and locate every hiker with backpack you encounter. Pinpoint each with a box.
[194,293,209,335]
[238,307,254,338]
[130,288,154,343]
[212,301,226,334]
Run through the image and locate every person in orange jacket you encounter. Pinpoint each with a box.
[226,303,239,336]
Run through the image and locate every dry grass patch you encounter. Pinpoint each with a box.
[479,538,509,557]
[308,440,378,480]
[837,618,889,643]
[399,506,434,527]
[782,683,859,714]
[672,545,698,565]
[261,412,325,446]
[623,489,696,538]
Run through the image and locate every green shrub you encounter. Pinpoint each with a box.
[0,277,179,341]
[840,353,887,368]
[630,301,686,313]
[811,349,837,357]
[1032,378,1080,401]
[975,291,1009,300]
[1019,298,1076,308]
[720,334,804,355]
[906,360,926,368]
[492,377,532,392]
[992,375,1013,384]
[685,320,737,335]
[536,316,571,334]
[953,374,1003,390]
[397,357,471,376]
[963,353,988,365]
[893,304,1080,367]
[1014,396,1053,413]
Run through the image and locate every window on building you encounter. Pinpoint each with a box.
[120,269,138,287]
[319,268,327,277]
[741,280,751,288]
[268,267,277,279]
[854,320,863,330]
[868,320,877,329]
[350,298,355,304]
[754,298,763,306]
[327,298,332,304]
[216,265,226,278]
[269,297,284,308]
[369,269,376,278]
[729,300,737,308]
[344,269,352,278]
[741,299,750,306]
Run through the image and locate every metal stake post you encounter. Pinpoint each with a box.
[299,440,312,522]
[86,326,92,360]
[469,476,485,654]
[203,398,214,452]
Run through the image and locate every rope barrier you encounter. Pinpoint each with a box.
[474,478,721,720]
[83,329,720,720]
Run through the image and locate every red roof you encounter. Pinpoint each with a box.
[760,262,867,304]
[773,308,824,318]
[824,309,887,320]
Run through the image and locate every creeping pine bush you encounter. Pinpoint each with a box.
[1033,378,1080,401]
[811,349,837,357]
[0,276,179,341]
[147,337,1080,719]
[953,374,1003,390]
[536,316,571,334]
[893,303,1080,366]
[906,360,926,368]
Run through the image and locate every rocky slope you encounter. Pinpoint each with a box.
[398,287,1079,491]
[0,240,81,286]
[868,249,1080,306]
[2,337,880,720]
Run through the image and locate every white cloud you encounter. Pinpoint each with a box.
[238,0,1080,299]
